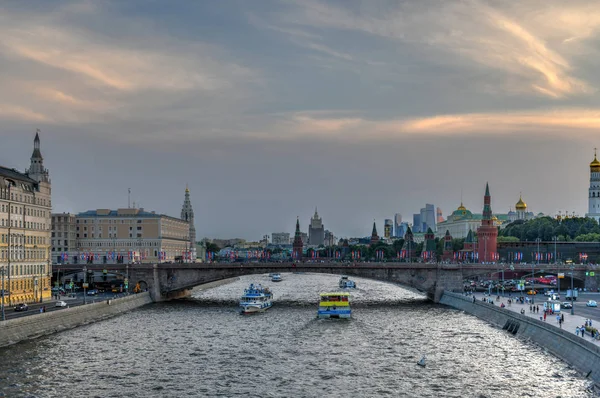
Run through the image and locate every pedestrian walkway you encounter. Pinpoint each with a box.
[470,292,600,347]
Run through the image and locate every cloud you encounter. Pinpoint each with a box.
[278,0,600,98]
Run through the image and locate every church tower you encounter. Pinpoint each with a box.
[292,217,303,260]
[477,183,498,263]
[586,149,600,223]
[181,185,197,261]
[27,130,50,184]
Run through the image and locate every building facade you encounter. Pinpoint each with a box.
[52,208,190,264]
[384,219,393,239]
[308,208,325,246]
[586,150,600,223]
[394,213,402,237]
[0,132,52,304]
[271,232,290,245]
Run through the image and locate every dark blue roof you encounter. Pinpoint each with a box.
[77,210,161,218]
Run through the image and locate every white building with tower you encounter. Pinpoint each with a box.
[586,149,600,223]
[181,185,197,261]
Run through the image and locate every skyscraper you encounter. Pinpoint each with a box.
[394,213,402,237]
[308,207,325,246]
[384,219,393,238]
[181,185,197,261]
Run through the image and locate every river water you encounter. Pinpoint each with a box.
[0,273,597,397]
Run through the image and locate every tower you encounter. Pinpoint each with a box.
[27,130,50,184]
[477,183,498,263]
[404,226,415,261]
[370,220,379,246]
[515,194,527,220]
[181,185,197,261]
[586,149,600,223]
[292,217,303,260]
[424,227,436,253]
[308,207,325,246]
[442,230,453,261]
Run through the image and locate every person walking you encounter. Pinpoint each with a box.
[576,327,580,336]
[581,327,585,338]
[543,312,547,321]
[561,313,564,323]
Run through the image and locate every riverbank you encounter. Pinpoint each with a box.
[440,291,600,387]
[0,292,152,348]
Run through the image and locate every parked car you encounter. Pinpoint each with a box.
[55,300,67,307]
[14,303,28,312]
[87,289,98,296]
[586,300,597,307]
[561,302,573,309]
[527,290,538,295]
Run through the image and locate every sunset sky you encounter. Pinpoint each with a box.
[1,0,600,239]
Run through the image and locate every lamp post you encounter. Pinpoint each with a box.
[1,266,5,321]
[552,236,559,294]
[532,238,541,304]
[570,265,575,315]
[83,266,87,304]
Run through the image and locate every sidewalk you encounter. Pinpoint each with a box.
[470,292,600,347]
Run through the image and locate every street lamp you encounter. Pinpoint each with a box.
[570,265,575,315]
[83,266,87,305]
[552,236,559,295]
[532,238,541,304]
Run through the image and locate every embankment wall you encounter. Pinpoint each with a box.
[0,292,152,348]
[440,292,600,385]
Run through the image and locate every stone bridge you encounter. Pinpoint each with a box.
[54,262,598,303]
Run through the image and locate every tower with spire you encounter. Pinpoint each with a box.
[181,185,197,261]
[370,220,379,246]
[308,207,325,246]
[477,183,498,263]
[292,217,304,260]
[27,130,50,184]
[586,149,600,223]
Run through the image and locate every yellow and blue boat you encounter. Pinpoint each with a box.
[317,292,351,319]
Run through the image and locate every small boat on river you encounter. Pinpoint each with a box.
[339,276,356,289]
[417,356,426,367]
[271,273,282,282]
[317,292,351,319]
[239,284,273,314]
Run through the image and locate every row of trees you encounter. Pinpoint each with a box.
[499,217,600,242]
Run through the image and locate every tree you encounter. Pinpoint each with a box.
[205,242,220,253]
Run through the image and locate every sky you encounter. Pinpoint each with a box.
[1,0,600,240]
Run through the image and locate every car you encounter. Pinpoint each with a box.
[586,300,598,307]
[87,289,98,296]
[55,300,67,307]
[14,303,28,312]
[527,290,538,295]
[561,302,573,309]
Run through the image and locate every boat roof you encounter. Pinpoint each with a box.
[320,292,351,296]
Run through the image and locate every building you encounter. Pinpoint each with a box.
[437,207,444,223]
[394,213,402,237]
[292,217,303,259]
[0,132,52,305]
[477,183,498,263]
[423,227,436,253]
[435,203,483,239]
[370,221,379,246]
[404,226,415,260]
[180,186,197,261]
[412,213,422,233]
[421,204,436,233]
[384,219,393,239]
[396,221,410,238]
[51,212,77,261]
[271,232,290,245]
[507,194,536,222]
[308,208,325,246]
[442,230,453,261]
[52,208,190,264]
[586,150,600,223]
[324,230,335,246]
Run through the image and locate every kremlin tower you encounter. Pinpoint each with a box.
[292,217,304,260]
[585,149,600,223]
[477,183,498,263]
[370,220,379,246]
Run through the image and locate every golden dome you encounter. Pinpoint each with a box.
[457,202,466,211]
[591,149,600,172]
[492,215,498,220]
[515,195,527,211]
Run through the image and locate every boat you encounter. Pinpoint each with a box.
[339,276,356,289]
[317,292,351,319]
[271,273,282,282]
[417,356,426,367]
[239,283,273,314]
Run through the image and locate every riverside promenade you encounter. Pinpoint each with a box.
[470,291,600,347]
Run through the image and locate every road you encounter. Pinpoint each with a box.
[0,291,130,321]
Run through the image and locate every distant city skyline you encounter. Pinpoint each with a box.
[1,1,599,239]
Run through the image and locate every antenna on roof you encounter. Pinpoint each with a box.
[128,188,131,208]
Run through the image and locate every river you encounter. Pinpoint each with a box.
[0,273,597,397]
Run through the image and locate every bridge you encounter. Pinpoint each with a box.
[53,262,599,303]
